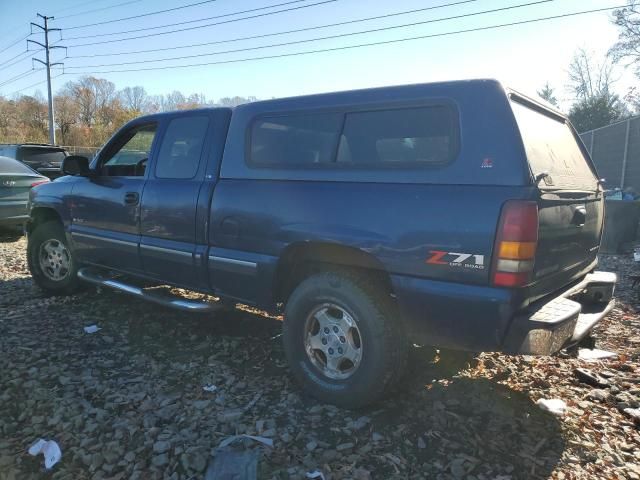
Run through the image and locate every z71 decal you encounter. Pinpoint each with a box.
[426,250,485,270]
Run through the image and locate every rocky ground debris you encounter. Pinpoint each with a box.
[1,237,639,479]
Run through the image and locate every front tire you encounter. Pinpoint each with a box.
[283,270,407,408]
[27,221,81,295]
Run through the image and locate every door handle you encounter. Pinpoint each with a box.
[124,192,139,205]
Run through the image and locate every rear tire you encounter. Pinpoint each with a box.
[283,270,407,408]
[27,221,81,295]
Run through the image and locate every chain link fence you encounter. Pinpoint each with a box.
[580,115,640,192]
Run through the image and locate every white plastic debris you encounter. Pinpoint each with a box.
[83,325,101,334]
[306,471,326,480]
[624,408,640,425]
[536,398,567,416]
[218,434,274,449]
[578,348,617,362]
[28,439,62,469]
[202,384,217,393]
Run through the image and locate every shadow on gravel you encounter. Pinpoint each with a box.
[370,346,566,478]
[0,232,23,243]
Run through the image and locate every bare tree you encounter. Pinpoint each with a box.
[95,78,117,126]
[0,75,261,146]
[568,48,617,101]
[0,97,14,139]
[119,86,148,112]
[162,91,186,111]
[63,76,117,127]
[63,78,96,127]
[15,94,48,141]
[54,94,79,144]
[187,93,208,107]
[611,1,640,69]
[217,96,257,107]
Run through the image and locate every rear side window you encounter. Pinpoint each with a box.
[511,101,598,189]
[250,113,342,166]
[338,106,456,165]
[248,105,457,167]
[0,156,37,174]
[155,116,209,179]
[17,147,66,165]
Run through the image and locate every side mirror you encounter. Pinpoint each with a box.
[62,155,91,176]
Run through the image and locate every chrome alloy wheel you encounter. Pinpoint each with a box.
[303,303,363,380]
[39,239,71,281]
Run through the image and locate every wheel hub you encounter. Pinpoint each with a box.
[304,304,363,380]
[39,239,71,282]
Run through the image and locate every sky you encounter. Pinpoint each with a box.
[0,0,635,110]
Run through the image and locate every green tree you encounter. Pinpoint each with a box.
[567,49,627,131]
[537,82,558,106]
[569,96,627,132]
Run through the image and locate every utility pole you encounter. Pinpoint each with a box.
[28,14,65,145]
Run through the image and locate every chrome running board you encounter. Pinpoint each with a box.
[77,267,221,312]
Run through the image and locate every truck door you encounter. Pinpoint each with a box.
[139,114,212,288]
[70,122,159,274]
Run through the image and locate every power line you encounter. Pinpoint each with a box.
[60,0,220,29]
[4,73,63,97]
[55,0,145,20]
[66,0,482,57]
[0,50,44,70]
[64,0,553,69]
[0,50,30,68]
[0,24,30,44]
[61,0,338,46]
[55,0,140,15]
[0,69,39,88]
[64,0,310,38]
[0,33,30,55]
[67,4,625,75]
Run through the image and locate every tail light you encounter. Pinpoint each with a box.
[492,200,538,287]
[31,179,49,187]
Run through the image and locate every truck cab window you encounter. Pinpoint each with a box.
[155,116,209,179]
[100,124,157,177]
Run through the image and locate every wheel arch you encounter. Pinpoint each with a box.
[273,241,394,305]
[27,207,64,235]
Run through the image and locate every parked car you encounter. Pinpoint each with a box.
[0,143,68,179]
[0,156,49,240]
[25,79,616,407]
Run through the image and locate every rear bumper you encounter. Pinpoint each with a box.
[0,202,28,231]
[391,270,616,355]
[502,271,616,355]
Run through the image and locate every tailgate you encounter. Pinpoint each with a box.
[510,97,603,299]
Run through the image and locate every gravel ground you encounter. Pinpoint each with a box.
[1,237,639,480]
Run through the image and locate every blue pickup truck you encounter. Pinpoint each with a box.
[26,79,616,407]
